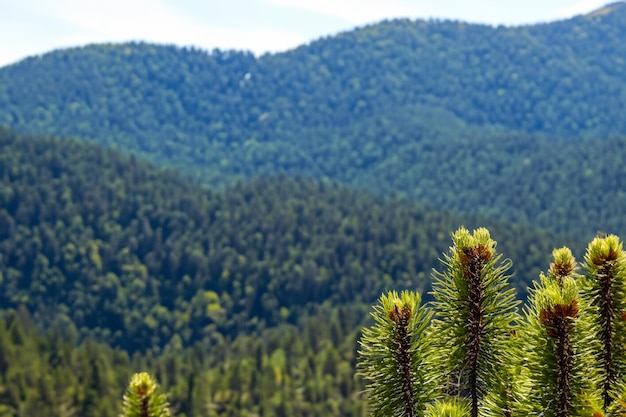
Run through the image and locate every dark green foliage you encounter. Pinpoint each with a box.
[0,122,623,417]
[1,6,626,238]
[0,310,128,417]
[0,308,366,417]
[0,127,577,353]
[0,127,595,417]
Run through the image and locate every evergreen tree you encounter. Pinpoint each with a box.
[519,250,602,417]
[358,229,626,417]
[581,235,626,411]
[357,291,436,417]
[429,227,519,417]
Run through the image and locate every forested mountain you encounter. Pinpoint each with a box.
[1,3,626,239]
[0,127,578,352]
[0,126,587,417]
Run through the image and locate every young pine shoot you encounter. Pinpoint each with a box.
[520,250,602,417]
[430,227,519,417]
[358,290,436,417]
[120,372,171,417]
[582,235,626,410]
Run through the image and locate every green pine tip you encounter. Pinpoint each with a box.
[128,372,158,398]
[121,372,171,417]
[549,247,575,278]
[536,276,580,337]
[535,275,579,313]
[452,226,496,258]
[381,290,421,320]
[586,234,622,266]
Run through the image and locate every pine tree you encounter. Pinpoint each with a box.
[581,235,626,411]
[357,228,626,417]
[429,227,519,417]
[357,290,436,417]
[514,248,602,417]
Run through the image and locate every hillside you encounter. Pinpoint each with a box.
[0,127,579,352]
[1,4,626,239]
[0,126,589,416]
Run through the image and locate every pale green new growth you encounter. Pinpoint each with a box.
[549,247,576,283]
[451,227,496,256]
[534,275,579,312]
[120,372,171,417]
[425,398,471,417]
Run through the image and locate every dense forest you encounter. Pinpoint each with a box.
[0,127,583,415]
[0,127,578,350]
[0,305,363,417]
[1,3,626,238]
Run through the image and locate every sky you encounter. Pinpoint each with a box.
[0,0,613,68]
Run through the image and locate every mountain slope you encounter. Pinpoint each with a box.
[0,127,579,352]
[3,3,626,141]
[1,4,626,239]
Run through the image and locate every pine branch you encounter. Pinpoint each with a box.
[582,235,626,411]
[430,227,519,417]
[358,291,435,417]
[520,250,603,417]
[539,298,578,417]
[458,242,490,416]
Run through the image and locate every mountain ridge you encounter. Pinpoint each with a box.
[1,5,625,239]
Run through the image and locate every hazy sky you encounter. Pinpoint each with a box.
[0,0,612,67]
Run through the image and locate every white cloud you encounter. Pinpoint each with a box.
[0,0,307,66]
[555,0,609,18]
[44,0,221,43]
[195,27,308,55]
[261,0,420,24]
